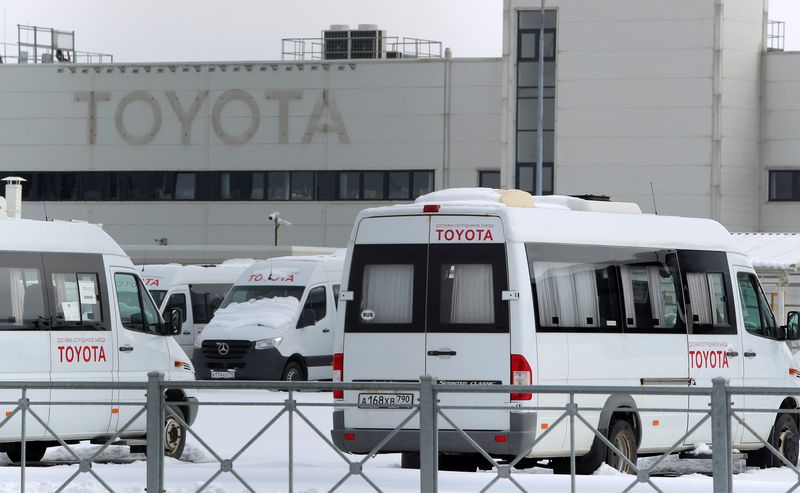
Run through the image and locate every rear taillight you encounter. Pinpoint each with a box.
[510,354,532,401]
[333,353,344,399]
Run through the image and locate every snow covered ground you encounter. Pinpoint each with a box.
[0,389,797,492]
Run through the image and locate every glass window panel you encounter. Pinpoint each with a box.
[520,32,537,59]
[737,273,763,335]
[152,173,174,200]
[291,171,314,200]
[81,173,106,201]
[251,172,265,200]
[543,31,556,59]
[339,172,361,199]
[190,284,229,324]
[115,274,144,331]
[363,172,385,200]
[316,171,337,200]
[51,272,101,325]
[517,164,553,194]
[388,172,410,200]
[517,130,555,162]
[412,171,434,198]
[268,171,290,200]
[519,10,557,29]
[362,264,413,323]
[686,272,713,325]
[517,98,556,131]
[439,264,494,324]
[175,173,195,200]
[119,173,150,201]
[518,62,556,88]
[479,171,501,189]
[301,286,327,324]
[708,273,729,327]
[620,264,679,330]
[0,268,45,330]
[769,171,795,201]
[518,87,556,98]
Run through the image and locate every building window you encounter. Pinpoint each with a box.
[516,9,556,195]
[9,170,435,202]
[769,170,800,201]
[479,170,501,189]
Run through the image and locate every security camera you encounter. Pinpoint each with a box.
[268,212,280,222]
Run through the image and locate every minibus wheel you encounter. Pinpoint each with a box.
[282,361,305,381]
[164,407,186,459]
[747,413,799,468]
[400,451,420,469]
[605,420,637,474]
[3,442,47,463]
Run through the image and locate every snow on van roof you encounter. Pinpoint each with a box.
[139,262,253,285]
[0,218,126,256]
[732,233,800,271]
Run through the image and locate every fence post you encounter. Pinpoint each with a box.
[419,374,438,493]
[711,377,732,493]
[146,371,165,493]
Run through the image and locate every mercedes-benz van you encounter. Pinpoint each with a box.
[192,253,344,381]
[331,187,800,473]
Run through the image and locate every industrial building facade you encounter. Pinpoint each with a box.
[2,0,800,259]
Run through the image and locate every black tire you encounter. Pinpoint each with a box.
[605,420,638,474]
[164,406,187,460]
[401,451,420,469]
[3,442,47,463]
[282,361,305,381]
[747,413,799,469]
[438,453,478,472]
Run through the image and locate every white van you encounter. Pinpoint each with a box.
[192,254,344,381]
[331,188,800,472]
[0,180,197,462]
[139,261,253,355]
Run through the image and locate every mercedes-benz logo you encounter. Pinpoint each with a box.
[217,342,230,356]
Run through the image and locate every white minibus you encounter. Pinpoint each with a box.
[139,261,253,355]
[331,188,800,473]
[192,253,344,381]
[0,210,197,463]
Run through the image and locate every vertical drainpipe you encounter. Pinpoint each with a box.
[500,0,513,189]
[711,0,724,222]
[757,0,768,231]
[443,51,452,190]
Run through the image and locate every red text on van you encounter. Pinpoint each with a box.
[435,228,494,242]
[689,350,729,369]
[58,345,107,363]
[143,278,160,287]
[249,273,295,283]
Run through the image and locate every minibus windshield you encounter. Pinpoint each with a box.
[220,286,306,309]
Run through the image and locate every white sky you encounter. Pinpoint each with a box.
[0,0,799,62]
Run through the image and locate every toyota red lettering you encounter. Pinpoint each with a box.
[57,345,107,363]
[435,228,494,242]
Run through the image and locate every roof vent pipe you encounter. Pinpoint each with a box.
[2,177,26,219]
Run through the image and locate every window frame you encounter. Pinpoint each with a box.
[736,271,778,339]
[113,272,163,335]
[0,252,50,331]
[43,253,110,331]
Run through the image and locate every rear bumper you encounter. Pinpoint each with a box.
[330,410,537,456]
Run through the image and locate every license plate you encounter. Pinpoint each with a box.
[210,370,236,379]
[357,393,414,409]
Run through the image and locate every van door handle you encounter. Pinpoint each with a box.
[119,345,134,352]
[744,351,757,358]
[726,350,739,357]
[427,350,457,357]
[322,329,330,333]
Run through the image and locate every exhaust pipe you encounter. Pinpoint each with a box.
[2,177,26,219]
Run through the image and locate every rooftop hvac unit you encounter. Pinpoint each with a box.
[323,24,350,60]
[385,51,403,59]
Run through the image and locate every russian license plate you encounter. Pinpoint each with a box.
[210,369,236,379]
[358,393,414,409]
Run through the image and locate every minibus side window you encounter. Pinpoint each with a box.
[527,244,621,332]
[114,273,162,334]
[190,284,230,324]
[332,284,340,309]
[298,286,326,328]
[677,250,737,335]
[618,252,685,333]
[0,267,46,331]
[163,293,187,323]
[51,273,103,328]
[736,273,778,338]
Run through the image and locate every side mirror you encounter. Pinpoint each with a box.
[164,308,183,336]
[297,308,316,329]
[784,311,800,341]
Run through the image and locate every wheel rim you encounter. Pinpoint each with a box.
[612,433,634,473]
[165,415,183,455]
[286,368,300,381]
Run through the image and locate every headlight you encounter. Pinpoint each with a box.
[193,338,202,349]
[254,337,283,350]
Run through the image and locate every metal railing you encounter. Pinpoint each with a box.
[769,20,786,52]
[0,41,113,64]
[0,374,798,492]
[281,36,442,61]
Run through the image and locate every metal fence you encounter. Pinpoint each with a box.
[0,373,798,492]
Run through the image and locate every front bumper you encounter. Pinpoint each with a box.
[192,345,288,380]
[330,410,537,456]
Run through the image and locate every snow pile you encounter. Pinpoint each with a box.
[593,463,624,476]
[208,297,300,331]
[415,187,502,204]
[687,442,712,456]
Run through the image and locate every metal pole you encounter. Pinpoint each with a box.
[20,388,27,493]
[711,377,731,493]
[288,390,294,493]
[419,374,438,493]
[569,393,576,493]
[146,371,165,493]
[535,0,546,196]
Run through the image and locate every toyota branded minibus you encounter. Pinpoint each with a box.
[331,188,800,473]
[139,261,254,356]
[192,253,344,381]
[0,178,197,462]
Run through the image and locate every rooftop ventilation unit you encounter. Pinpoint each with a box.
[323,24,386,60]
